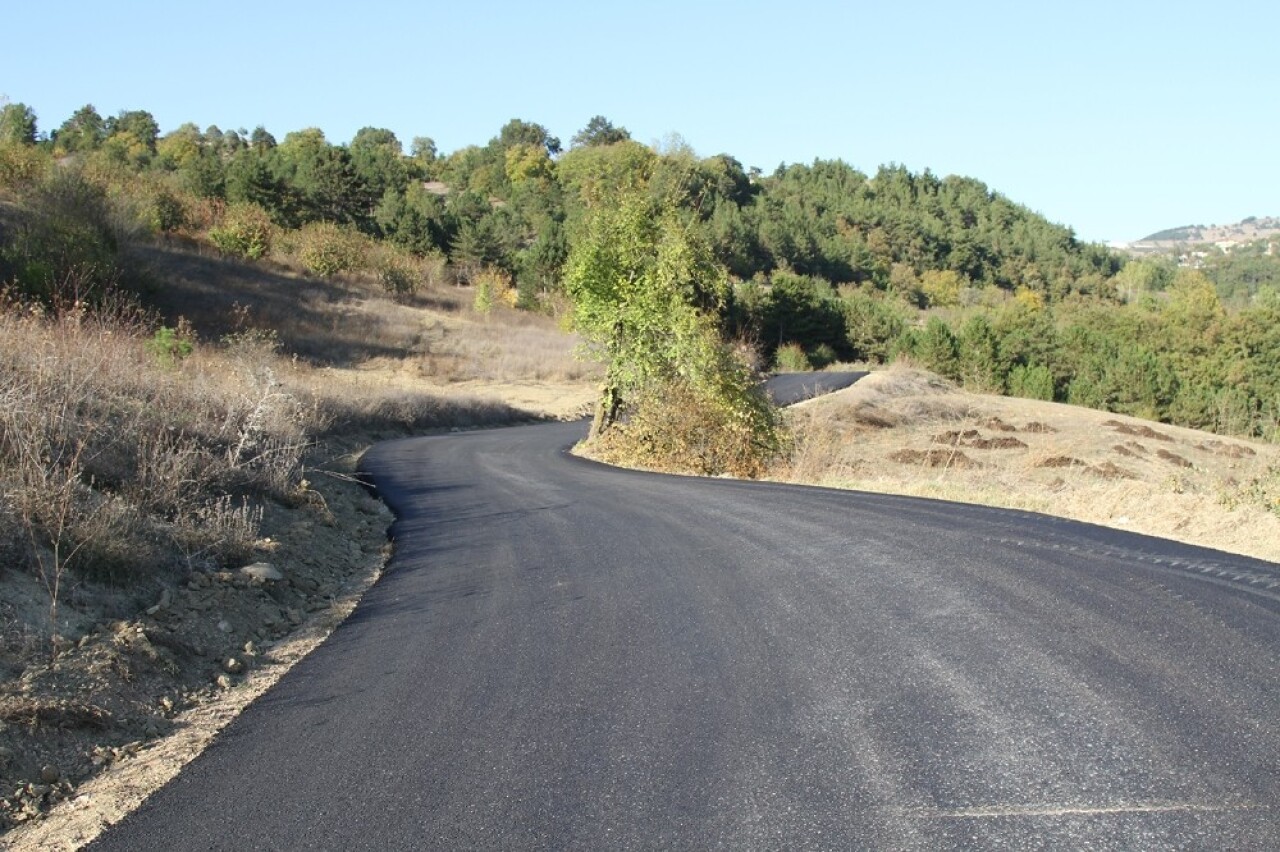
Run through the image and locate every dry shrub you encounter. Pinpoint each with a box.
[1198,440,1255,458]
[0,302,319,599]
[783,408,860,482]
[424,315,598,383]
[590,379,786,479]
[208,202,274,260]
[313,389,530,436]
[0,144,50,191]
[290,222,368,278]
[366,243,422,296]
[836,401,900,429]
[1091,461,1136,480]
[934,430,1028,449]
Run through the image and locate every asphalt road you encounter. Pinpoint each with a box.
[92,382,1280,850]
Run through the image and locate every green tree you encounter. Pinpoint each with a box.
[841,289,905,363]
[54,104,105,153]
[570,115,631,148]
[957,313,1003,391]
[349,127,407,220]
[0,102,38,146]
[914,316,961,380]
[564,187,782,474]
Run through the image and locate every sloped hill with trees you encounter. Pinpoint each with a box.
[2,100,1279,445]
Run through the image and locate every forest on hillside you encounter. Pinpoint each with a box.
[2,101,1279,441]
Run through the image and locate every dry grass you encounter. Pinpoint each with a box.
[0,302,314,600]
[777,365,1280,563]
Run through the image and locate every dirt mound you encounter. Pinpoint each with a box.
[1105,420,1174,442]
[1091,461,1136,480]
[1156,448,1195,469]
[1198,440,1256,458]
[1037,456,1088,469]
[889,449,981,468]
[932,430,1027,450]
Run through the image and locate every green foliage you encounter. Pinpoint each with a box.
[913,317,961,380]
[0,102,38,146]
[0,140,49,190]
[1,167,122,301]
[1008,364,1055,400]
[54,104,106,153]
[758,270,847,357]
[842,289,906,363]
[571,116,631,148]
[145,323,195,367]
[919,268,967,307]
[957,314,1002,391]
[565,187,783,473]
[472,267,511,315]
[370,246,422,295]
[21,100,1280,448]
[209,202,275,259]
[773,342,811,372]
[808,343,838,369]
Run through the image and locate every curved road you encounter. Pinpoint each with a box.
[93,383,1280,850]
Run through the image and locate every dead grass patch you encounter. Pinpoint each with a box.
[984,417,1018,432]
[776,367,1280,566]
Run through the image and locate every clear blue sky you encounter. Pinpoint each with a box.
[4,1,1276,243]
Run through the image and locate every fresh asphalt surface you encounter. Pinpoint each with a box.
[92,375,1280,850]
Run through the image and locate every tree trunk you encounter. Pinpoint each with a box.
[589,382,621,440]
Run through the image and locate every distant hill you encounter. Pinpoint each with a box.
[1138,216,1280,245]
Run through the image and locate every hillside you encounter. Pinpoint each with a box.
[779,368,1280,564]
[1136,215,1280,246]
